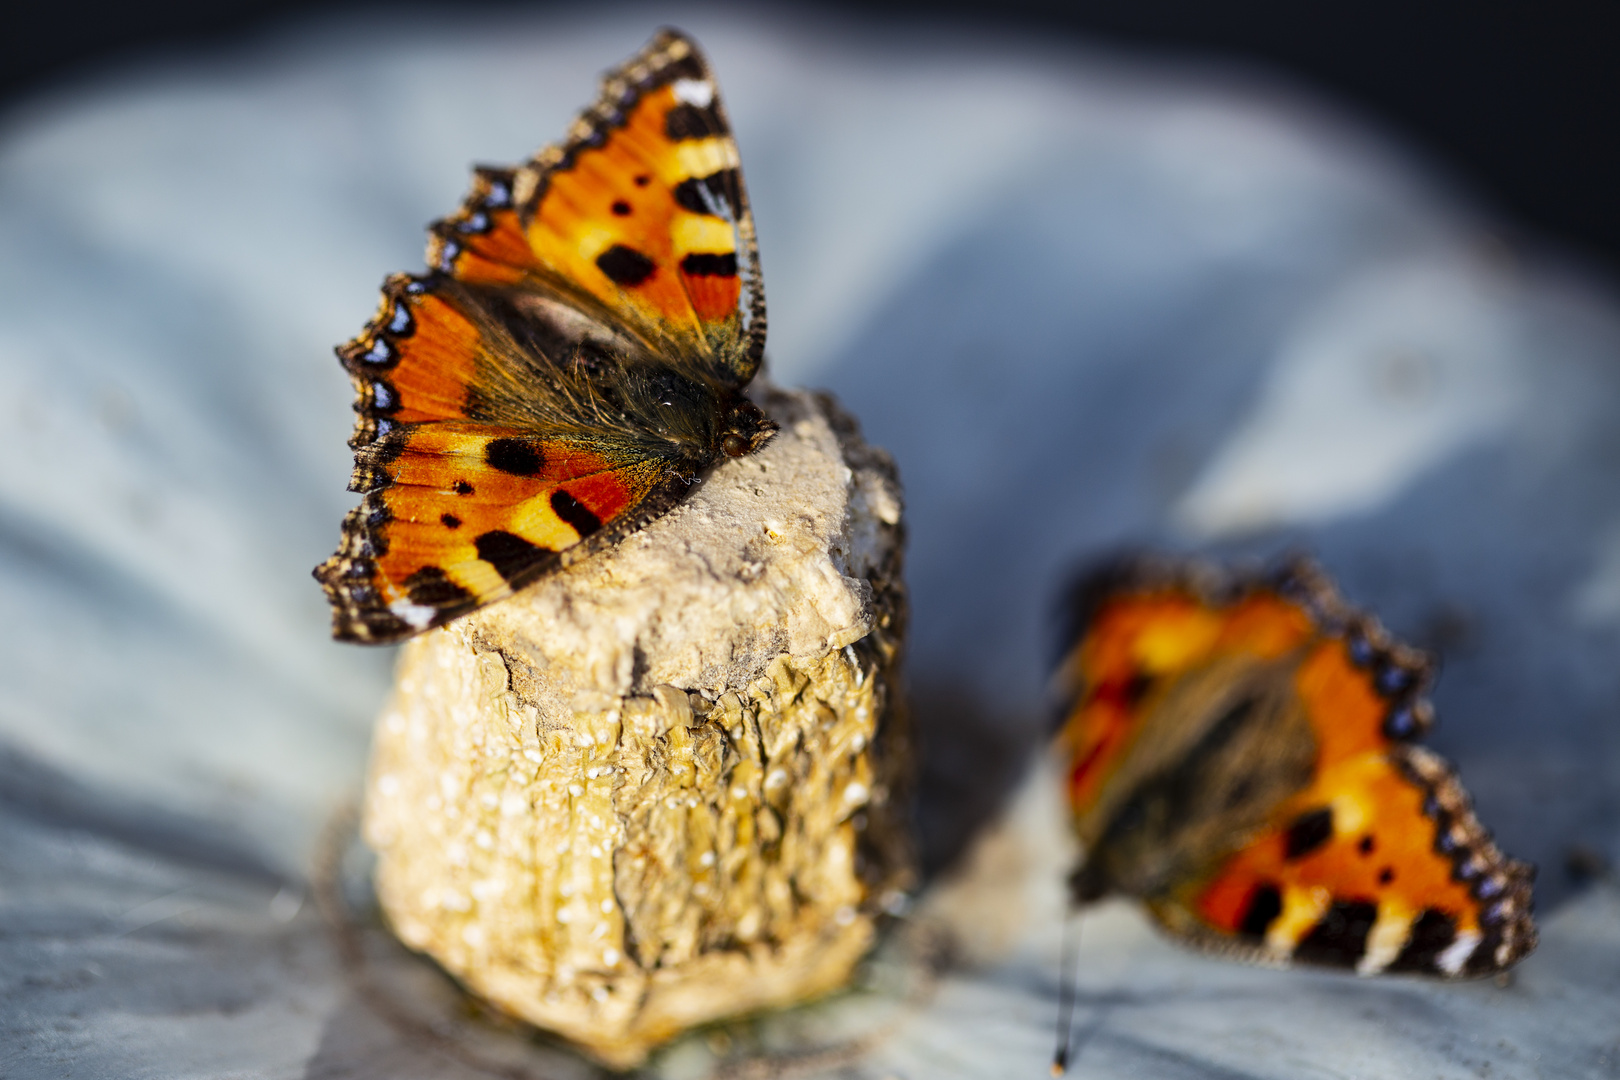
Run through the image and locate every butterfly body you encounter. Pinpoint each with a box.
[316,30,773,643]
[1055,556,1535,977]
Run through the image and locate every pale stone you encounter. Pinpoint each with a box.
[361,387,913,1068]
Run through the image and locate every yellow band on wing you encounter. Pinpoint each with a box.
[1265,885,1332,955]
[673,213,737,255]
[512,493,593,551]
[672,137,740,182]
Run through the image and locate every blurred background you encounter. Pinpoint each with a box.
[5,4,1620,1076]
[10,0,1620,275]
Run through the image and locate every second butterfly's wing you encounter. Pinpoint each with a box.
[430,28,765,387]
[1155,607,1537,977]
[1056,559,1324,907]
[1057,561,1311,840]
[1056,556,1536,976]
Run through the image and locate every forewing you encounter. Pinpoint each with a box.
[1160,612,1535,977]
[428,28,765,386]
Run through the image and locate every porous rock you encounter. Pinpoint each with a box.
[361,387,913,1068]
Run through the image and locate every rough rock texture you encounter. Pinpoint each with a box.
[361,387,913,1068]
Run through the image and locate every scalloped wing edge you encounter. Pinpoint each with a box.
[505,27,766,383]
[313,464,696,644]
[1053,552,1438,743]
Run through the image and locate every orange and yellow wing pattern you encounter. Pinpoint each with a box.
[1059,579,1317,817]
[315,30,769,642]
[1055,555,1536,977]
[317,274,686,642]
[429,28,764,384]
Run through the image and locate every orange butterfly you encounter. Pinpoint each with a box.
[315,29,774,643]
[1053,555,1535,977]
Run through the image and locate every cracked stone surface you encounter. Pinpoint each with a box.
[363,389,913,1067]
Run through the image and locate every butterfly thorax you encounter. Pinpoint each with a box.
[443,277,775,471]
[1070,650,1318,905]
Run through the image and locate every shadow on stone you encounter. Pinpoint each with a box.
[910,679,1043,880]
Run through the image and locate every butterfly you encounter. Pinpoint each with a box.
[314,29,774,643]
[1052,554,1536,978]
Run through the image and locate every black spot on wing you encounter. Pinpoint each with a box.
[1463,923,1511,976]
[550,490,602,538]
[611,200,632,216]
[673,169,740,217]
[659,54,706,84]
[1294,900,1377,966]
[474,530,554,585]
[596,244,657,286]
[1387,909,1458,973]
[440,513,461,529]
[453,480,474,495]
[680,252,737,277]
[665,102,726,141]
[403,566,472,609]
[486,438,543,476]
[1238,883,1283,939]
[1284,807,1335,860]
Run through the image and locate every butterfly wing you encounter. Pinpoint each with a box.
[315,273,691,642]
[1055,556,1319,855]
[322,424,680,643]
[316,30,772,643]
[429,28,765,386]
[1055,556,1536,977]
[1161,626,1538,977]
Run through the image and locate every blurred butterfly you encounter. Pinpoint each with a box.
[1053,554,1535,979]
[315,28,773,643]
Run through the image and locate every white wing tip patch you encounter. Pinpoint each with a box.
[390,599,438,630]
[671,78,715,107]
[1437,929,1482,975]
[1354,906,1416,975]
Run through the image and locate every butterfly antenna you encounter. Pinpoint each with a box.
[1051,909,1080,1076]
